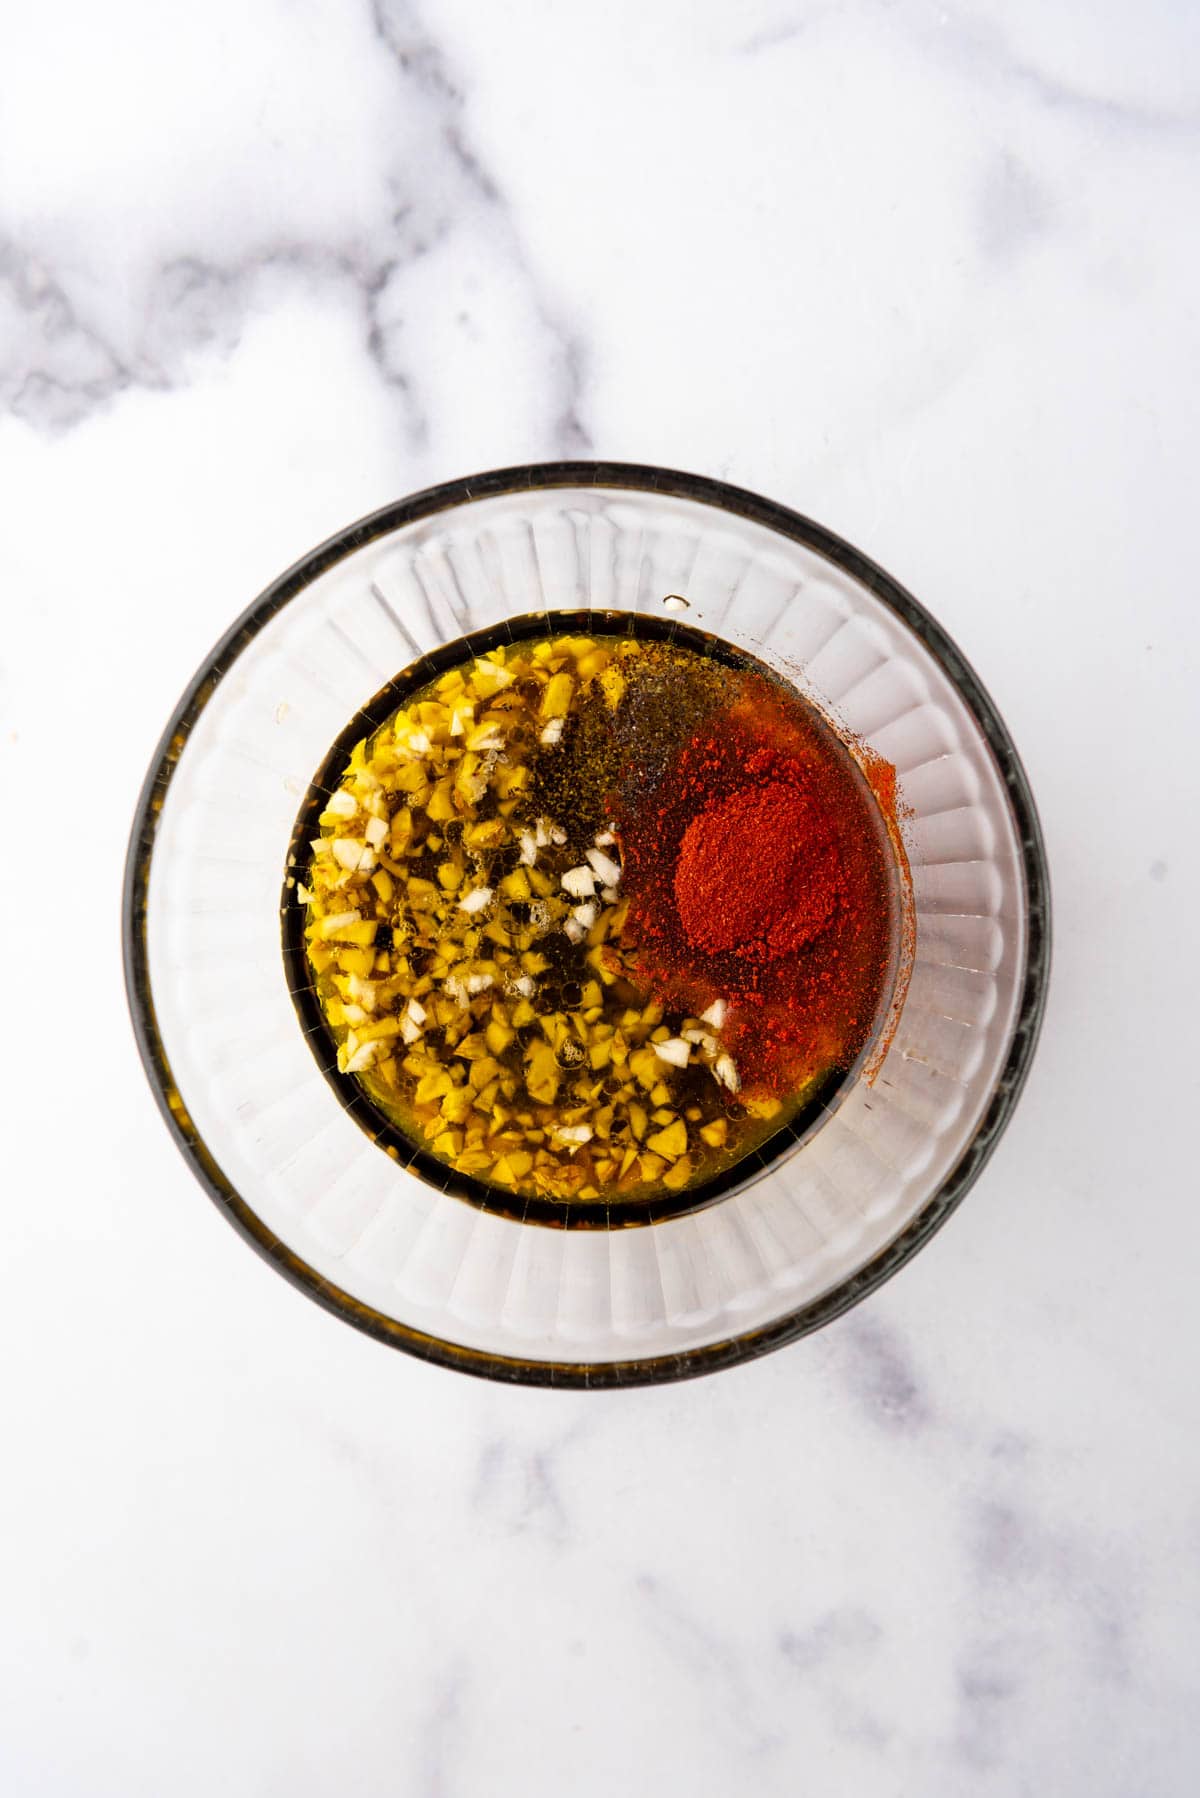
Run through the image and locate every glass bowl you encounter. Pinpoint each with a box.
[124,463,1050,1386]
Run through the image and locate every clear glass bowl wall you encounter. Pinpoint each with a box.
[134,476,1045,1383]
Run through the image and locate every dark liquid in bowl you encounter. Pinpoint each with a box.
[282,611,902,1228]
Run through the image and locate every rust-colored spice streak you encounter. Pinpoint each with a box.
[615,674,898,1100]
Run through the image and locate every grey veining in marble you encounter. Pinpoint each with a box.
[1,1,1197,1793]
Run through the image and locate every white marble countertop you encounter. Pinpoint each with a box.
[2,2,1197,1792]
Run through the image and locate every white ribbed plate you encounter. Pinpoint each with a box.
[126,466,1048,1385]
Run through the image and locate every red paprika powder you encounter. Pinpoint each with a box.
[674,776,843,959]
[614,671,900,1102]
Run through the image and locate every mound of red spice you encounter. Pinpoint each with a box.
[674,775,843,960]
[613,673,897,1100]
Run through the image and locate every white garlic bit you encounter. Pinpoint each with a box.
[474,656,513,689]
[701,999,728,1029]
[594,829,616,846]
[655,1038,691,1068]
[405,997,427,1025]
[330,838,367,870]
[458,885,494,914]
[364,816,388,848]
[561,865,596,898]
[540,717,565,747]
[318,909,360,938]
[518,831,538,866]
[325,788,357,819]
[563,917,585,943]
[511,974,536,998]
[458,765,489,805]
[399,1015,422,1045]
[466,972,494,995]
[586,847,621,887]
[347,975,377,1011]
[571,901,597,929]
[714,1054,741,1093]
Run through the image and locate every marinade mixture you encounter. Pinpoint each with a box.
[291,623,901,1212]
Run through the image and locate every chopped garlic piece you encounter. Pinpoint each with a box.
[364,816,388,848]
[586,847,621,886]
[701,999,728,1029]
[600,885,619,904]
[535,818,551,847]
[541,671,574,718]
[318,909,360,938]
[563,917,585,943]
[467,724,505,752]
[474,656,513,690]
[466,972,494,995]
[511,974,535,998]
[458,886,494,914]
[571,901,597,929]
[562,865,596,898]
[655,1038,691,1068]
[518,831,538,866]
[325,788,357,819]
[331,838,368,871]
[347,975,376,1009]
[346,1040,380,1074]
[540,717,565,747]
[714,1054,741,1092]
[594,829,616,846]
[400,1015,422,1044]
[550,825,568,845]
[405,997,427,1025]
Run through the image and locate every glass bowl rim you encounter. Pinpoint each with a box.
[122,459,1052,1389]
